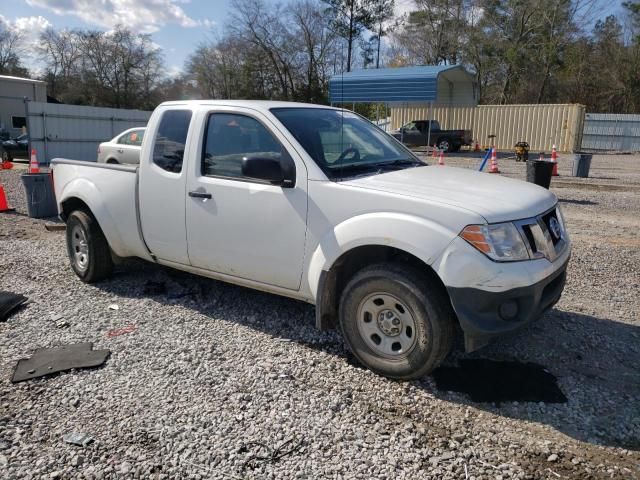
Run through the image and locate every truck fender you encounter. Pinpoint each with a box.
[59,178,129,257]
[306,212,457,303]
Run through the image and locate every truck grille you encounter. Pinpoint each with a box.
[514,207,567,262]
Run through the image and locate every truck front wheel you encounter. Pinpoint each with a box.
[66,210,113,283]
[339,263,454,380]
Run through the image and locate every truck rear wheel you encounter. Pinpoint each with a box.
[339,263,454,380]
[66,210,113,283]
[438,139,451,152]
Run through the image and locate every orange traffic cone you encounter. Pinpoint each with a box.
[488,148,500,173]
[1,160,13,170]
[432,145,438,159]
[0,185,14,212]
[474,140,480,152]
[438,149,445,166]
[29,149,40,174]
[551,145,559,176]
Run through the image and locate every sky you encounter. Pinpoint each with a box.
[0,0,624,76]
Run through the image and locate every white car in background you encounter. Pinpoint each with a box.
[97,127,145,164]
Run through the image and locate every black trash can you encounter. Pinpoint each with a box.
[572,153,592,178]
[526,160,554,189]
[21,173,58,218]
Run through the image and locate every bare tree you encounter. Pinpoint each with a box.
[392,0,470,66]
[229,0,298,99]
[0,23,28,76]
[290,0,340,101]
[38,28,81,97]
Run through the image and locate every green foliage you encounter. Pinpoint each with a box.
[322,0,377,71]
[391,0,640,112]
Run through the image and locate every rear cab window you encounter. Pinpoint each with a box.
[152,110,192,173]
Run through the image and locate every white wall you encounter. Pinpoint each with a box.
[28,102,151,163]
[0,77,47,137]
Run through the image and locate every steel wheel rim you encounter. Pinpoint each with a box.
[71,225,89,271]
[439,140,449,152]
[356,292,417,358]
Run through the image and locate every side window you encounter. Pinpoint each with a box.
[130,130,144,146]
[153,110,192,173]
[12,116,26,129]
[202,113,283,180]
[117,133,130,145]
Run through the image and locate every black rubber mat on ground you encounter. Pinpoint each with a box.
[432,359,567,404]
[0,291,27,321]
[11,342,110,383]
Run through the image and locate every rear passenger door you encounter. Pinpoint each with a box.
[139,107,193,265]
[119,129,144,164]
[185,107,308,290]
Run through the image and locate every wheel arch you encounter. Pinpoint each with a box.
[314,245,454,331]
[58,182,128,257]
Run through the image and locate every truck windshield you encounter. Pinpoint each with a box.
[271,108,424,180]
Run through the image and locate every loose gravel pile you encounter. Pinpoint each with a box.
[1,155,639,479]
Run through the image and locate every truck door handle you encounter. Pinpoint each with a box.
[117,149,124,153]
[188,191,212,199]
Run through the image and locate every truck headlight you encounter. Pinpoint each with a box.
[460,223,529,262]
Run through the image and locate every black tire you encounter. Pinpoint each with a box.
[339,263,455,380]
[66,210,113,283]
[437,139,451,153]
[106,158,119,164]
[450,144,462,153]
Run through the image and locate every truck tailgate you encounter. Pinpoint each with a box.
[51,159,151,260]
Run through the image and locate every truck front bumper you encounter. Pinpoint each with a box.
[433,236,571,352]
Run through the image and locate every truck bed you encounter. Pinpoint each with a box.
[51,159,151,260]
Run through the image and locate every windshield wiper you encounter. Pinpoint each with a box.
[329,159,424,181]
[375,159,425,168]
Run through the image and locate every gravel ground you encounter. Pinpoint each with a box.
[1,154,639,479]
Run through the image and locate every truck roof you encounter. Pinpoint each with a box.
[158,100,340,113]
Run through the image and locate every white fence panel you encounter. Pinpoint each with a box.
[27,102,151,164]
[581,113,640,152]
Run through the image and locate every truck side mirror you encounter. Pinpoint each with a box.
[241,155,296,188]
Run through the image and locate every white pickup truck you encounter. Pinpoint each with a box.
[51,101,570,379]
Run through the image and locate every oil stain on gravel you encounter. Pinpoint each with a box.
[433,359,568,405]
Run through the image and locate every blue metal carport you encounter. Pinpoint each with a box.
[329,65,475,105]
[329,65,476,148]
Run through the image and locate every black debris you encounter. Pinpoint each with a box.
[240,437,305,471]
[44,223,66,232]
[0,291,27,321]
[63,432,94,447]
[11,342,110,383]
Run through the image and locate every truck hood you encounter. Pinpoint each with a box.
[343,166,557,223]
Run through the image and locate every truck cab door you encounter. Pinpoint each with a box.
[121,129,144,164]
[400,122,423,146]
[184,107,308,291]
[138,107,193,265]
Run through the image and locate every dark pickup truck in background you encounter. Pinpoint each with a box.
[392,120,472,152]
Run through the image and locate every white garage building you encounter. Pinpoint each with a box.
[0,75,47,138]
